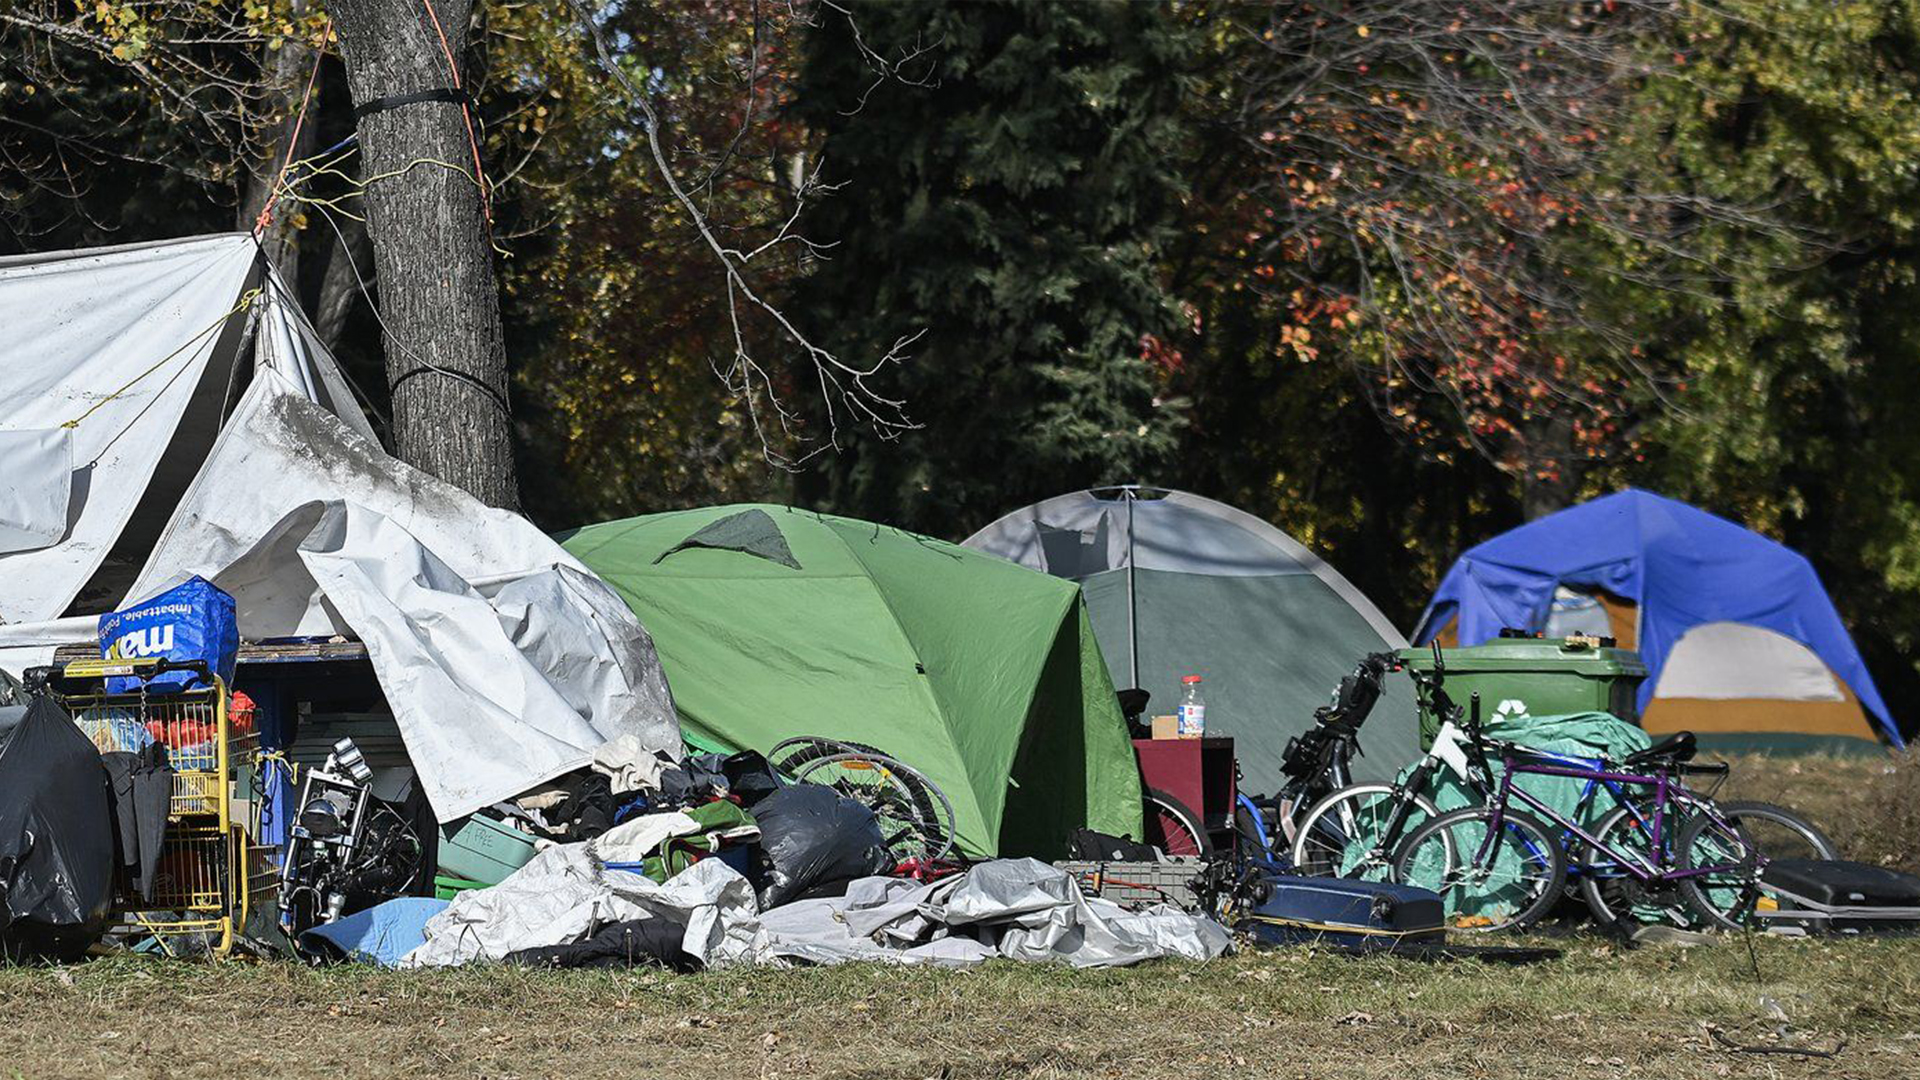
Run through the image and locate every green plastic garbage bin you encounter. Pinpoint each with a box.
[1400,637,1648,747]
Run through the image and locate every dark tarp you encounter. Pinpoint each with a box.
[0,696,115,962]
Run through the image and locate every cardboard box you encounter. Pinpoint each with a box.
[1150,715,1181,740]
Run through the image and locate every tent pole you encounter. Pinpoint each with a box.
[1125,485,1139,690]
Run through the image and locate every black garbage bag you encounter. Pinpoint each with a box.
[0,697,115,962]
[721,750,783,809]
[748,784,891,910]
[1067,828,1161,862]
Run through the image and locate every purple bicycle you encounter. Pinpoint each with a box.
[1390,731,1761,932]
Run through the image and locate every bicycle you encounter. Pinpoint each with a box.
[1291,647,1836,907]
[1282,641,1459,868]
[1262,651,1438,862]
[1391,731,1765,932]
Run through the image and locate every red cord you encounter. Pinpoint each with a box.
[417,0,492,224]
[254,24,329,234]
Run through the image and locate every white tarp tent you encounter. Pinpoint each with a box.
[1,233,680,820]
[0,233,370,622]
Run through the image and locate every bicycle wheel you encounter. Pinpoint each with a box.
[1393,807,1566,932]
[1676,809,1761,931]
[792,751,957,863]
[1143,788,1213,858]
[768,736,868,776]
[1576,804,1697,930]
[1289,783,1442,879]
[1715,800,1838,862]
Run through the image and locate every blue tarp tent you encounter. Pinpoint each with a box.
[1413,490,1901,749]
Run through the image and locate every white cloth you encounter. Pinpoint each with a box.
[0,428,73,555]
[403,849,767,968]
[592,809,703,864]
[592,734,671,794]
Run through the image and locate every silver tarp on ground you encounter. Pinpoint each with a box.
[405,856,1228,970]
[758,858,1232,968]
[404,848,768,969]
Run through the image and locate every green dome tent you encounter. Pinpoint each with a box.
[561,505,1143,858]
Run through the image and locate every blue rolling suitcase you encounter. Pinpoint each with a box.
[1238,869,1446,951]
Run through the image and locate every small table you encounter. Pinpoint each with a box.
[1132,736,1237,851]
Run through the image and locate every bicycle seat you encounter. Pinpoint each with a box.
[1623,730,1697,768]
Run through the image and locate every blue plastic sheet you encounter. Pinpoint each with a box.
[299,897,449,967]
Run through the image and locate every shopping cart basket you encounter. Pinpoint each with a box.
[48,657,253,956]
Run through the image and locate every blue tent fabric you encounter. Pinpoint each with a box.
[299,896,448,966]
[1413,489,1901,746]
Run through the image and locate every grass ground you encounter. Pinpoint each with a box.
[2,754,1914,1080]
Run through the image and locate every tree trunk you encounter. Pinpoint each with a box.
[1518,413,1579,520]
[237,4,320,296]
[329,0,520,509]
[314,214,369,352]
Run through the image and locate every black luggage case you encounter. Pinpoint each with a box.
[1759,858,1920,934]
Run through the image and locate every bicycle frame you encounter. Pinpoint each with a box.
[1477,754,1753,885]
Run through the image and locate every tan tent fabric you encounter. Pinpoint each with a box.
[1642,685,1878,741]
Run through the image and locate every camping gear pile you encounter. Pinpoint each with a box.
[289,738,1230,970]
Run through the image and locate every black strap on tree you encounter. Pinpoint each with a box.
[389,365,513,417]
[354,87,471,120]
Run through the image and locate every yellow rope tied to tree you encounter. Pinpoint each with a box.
[60,287,262,430]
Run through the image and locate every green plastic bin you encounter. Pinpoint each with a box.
[437,814,540,885]
[1401,637,1648,748]
[433,874,488,900]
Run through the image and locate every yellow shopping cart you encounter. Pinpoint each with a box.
[50,657,254,957]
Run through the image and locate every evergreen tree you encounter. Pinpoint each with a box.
[790,0,1191,536]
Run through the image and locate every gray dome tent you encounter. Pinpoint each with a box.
[964,487,1417,793]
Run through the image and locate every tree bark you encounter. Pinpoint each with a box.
[329,0,520,508]
[237,3,320,296]
[1518,413,1579,520]
[314,214,369,352]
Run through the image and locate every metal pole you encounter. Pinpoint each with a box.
[1125,485,1139,690]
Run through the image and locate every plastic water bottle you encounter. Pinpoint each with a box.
[1178,675,1206,737]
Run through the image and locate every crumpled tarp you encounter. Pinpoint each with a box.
[759,858,1232,968]
[300,897,449,967]
[114,372,682,823]
[404,847,767,968]
[402,848,1226,970]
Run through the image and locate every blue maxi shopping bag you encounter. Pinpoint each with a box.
[96,576,238,694]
